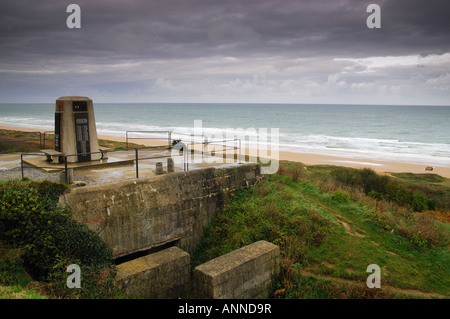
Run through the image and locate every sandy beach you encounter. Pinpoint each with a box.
[1,124,449,178]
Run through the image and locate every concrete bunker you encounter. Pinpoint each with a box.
[60,163,279,298]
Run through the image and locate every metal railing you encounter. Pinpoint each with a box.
[125,130,240,161]
[18,130,242,184]
[204,138,242,162]
[42,131,54,149]
[20,145,188,184]
[126,131,172,149]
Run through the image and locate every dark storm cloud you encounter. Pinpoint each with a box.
[1,0,449,103]
[2,0,449,60]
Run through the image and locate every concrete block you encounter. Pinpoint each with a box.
[59,168,74,184]
[156,162,164,175]
[193,240,280,299]
[167,157,174,172]
[116,246,190,299]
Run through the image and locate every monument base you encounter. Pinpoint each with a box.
[23,156,135,173]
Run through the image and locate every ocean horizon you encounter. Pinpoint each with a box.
[1,102,449,167]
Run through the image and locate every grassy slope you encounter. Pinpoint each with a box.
[0,129,144,153]
[192,161,450,299]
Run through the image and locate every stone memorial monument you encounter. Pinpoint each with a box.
[53,96,101,163]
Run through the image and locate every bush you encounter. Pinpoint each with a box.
[331,190,350,202]
[0,243,31,287]
[0,180,116,298]
[331,168,435,212]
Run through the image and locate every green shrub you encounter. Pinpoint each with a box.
[331,190,350,202]
[29,180,68,202]
[331,167,435,212]
[409,232,428,248]
[0,180,116,298]
[0,244,31,287]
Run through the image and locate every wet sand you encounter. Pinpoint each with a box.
[1,124,449,178]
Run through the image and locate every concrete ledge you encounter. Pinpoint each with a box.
[116,246,190,299]
[193,241,280,299]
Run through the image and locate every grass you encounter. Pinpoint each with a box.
[0,129,44,153]
[0,285,47,299]
[192,161,450,299]
[0,243,47,299]
[0,128,146,153]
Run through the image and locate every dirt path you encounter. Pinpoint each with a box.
[298,188,447,299]
[300,191,366,237]
[298,269,447,299]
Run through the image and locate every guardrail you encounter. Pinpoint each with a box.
[42,131,54,149]
[20,145,188,184]
[125,131,172,149]
[19,130,242,184]
[205,138,242,160]
[126,130,241,161]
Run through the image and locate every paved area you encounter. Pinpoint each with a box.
[0,149,244,185]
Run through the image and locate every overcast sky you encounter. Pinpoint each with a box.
[1,0,450,105]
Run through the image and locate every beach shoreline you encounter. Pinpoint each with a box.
[1,124,449,178]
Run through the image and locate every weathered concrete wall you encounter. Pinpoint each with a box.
[116,246,190,299]
[193,241,280,299]
[61,163,263,258]
[116,241,279,299]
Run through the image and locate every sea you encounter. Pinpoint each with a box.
[0,103,449,167]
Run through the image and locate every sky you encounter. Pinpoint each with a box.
[1,0,450,105]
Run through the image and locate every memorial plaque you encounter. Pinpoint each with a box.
[74,112,91,162]
[56,101,63,112]
[54,112,61,152]
[72,101,88,112]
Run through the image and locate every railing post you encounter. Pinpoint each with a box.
[183,143,186,171]
[135,148,139,178]
[168,131,172,149]
[64,156,68,184]
[203,136,208,161]
[20,154,24,179]
[186,144,189,171]
[126,131,129,149]
[239,139,242,163]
